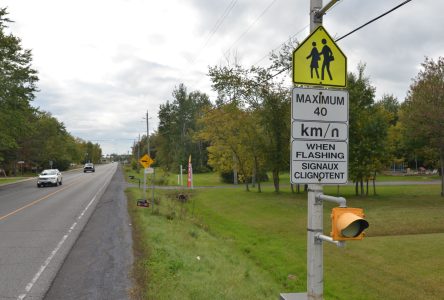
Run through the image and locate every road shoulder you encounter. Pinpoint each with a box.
[44,165,133,300]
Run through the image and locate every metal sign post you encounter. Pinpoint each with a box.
[307,184,324,299]
[138,155,155,208]
[281,1,348,300]
[143,168,147,201]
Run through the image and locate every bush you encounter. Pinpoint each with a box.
[131,159,138,171]
[220,171,235,184]
[220,171,269,184]
[57,160,72,171]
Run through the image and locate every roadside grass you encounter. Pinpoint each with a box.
[370,174,440,181]
[0,177,31,185]
[188,185,444,298]
[324,232,444,299]
[125,167,231,187]
[124,165,440,189]
[127,188,280,299]
[276,171,440,184]
[127,178,444,299]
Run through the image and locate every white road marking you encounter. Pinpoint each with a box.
[17,167,114,300]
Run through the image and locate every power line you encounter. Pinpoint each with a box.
[258,0,414,85]
[335,0,412,42]
[192,0,238,64]
[253,24,309,66]
[253,0,342,67]
[189,0,279,89]
[224,0,280,57]
[208,0,238,40]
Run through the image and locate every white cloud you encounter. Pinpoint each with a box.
[3,0,444,154]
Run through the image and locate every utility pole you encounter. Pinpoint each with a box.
[146,110,155,209]
[308,2,324,298]
[281,2,343,300]
[146,110,150,157]
[310,0,323,32]
[137,134,140,173]
[284,2,367,299]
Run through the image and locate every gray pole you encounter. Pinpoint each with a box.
[307,185,324,299]
[146,110,154,208]
[308,1,323,299]
[146,111,150,157]
[310,0,323,32]
[137,134,140,173]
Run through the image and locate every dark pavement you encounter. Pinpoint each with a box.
[44,166,133,300]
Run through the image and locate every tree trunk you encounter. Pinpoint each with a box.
[233,153,238,185]
[252,164,256,188]
[366,179,369,196]
[355,180,358,196]
[373,171,377,196]
[253,157,260,192]
[360,178,364,196]
[441,147,444,197]
[272,169,280,192]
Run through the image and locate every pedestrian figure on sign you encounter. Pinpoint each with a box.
[320,38,333,80]
[306,42,320,79]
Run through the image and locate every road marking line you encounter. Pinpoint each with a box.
[0,177,85,222]
[78,196,96,220]
[18,232,70,300]
[16,169,114,300]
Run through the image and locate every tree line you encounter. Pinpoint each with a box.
[0,8,102,174]
[134,40,443,196]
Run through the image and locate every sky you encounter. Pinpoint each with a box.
[2,0,443,155]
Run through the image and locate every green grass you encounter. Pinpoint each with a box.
[127,188,280,299]
[125,167,231,187]
[375,174,440,181]
[125,166,440,189]
[188,185,444,298]
[277,171,440,184]
[0,177,31,185]
[324,233,444,299]
[126,167,444,299]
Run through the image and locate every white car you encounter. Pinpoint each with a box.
[37,169,62,187]
[83,163,95,173]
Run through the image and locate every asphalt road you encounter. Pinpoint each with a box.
[44,165,133,300]
[0,163,124,299]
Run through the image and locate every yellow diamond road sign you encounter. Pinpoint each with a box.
[293,26,347,88]
[139,154,154,168]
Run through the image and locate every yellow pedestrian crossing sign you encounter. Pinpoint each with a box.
[293,26,347,88]
[139,154,154,168]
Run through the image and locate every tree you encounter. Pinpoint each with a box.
[348,64,389,196]
[0,8,38,169]
[0,8,102,173]
[197,103,266,191]
[376,94,400,126]
[402,57,444,196]
[258,86,290,192]
[154,84,211,172]
[208,61,291,192]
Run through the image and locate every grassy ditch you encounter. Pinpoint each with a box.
[127,188,280,299]
[127,175,444,299]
